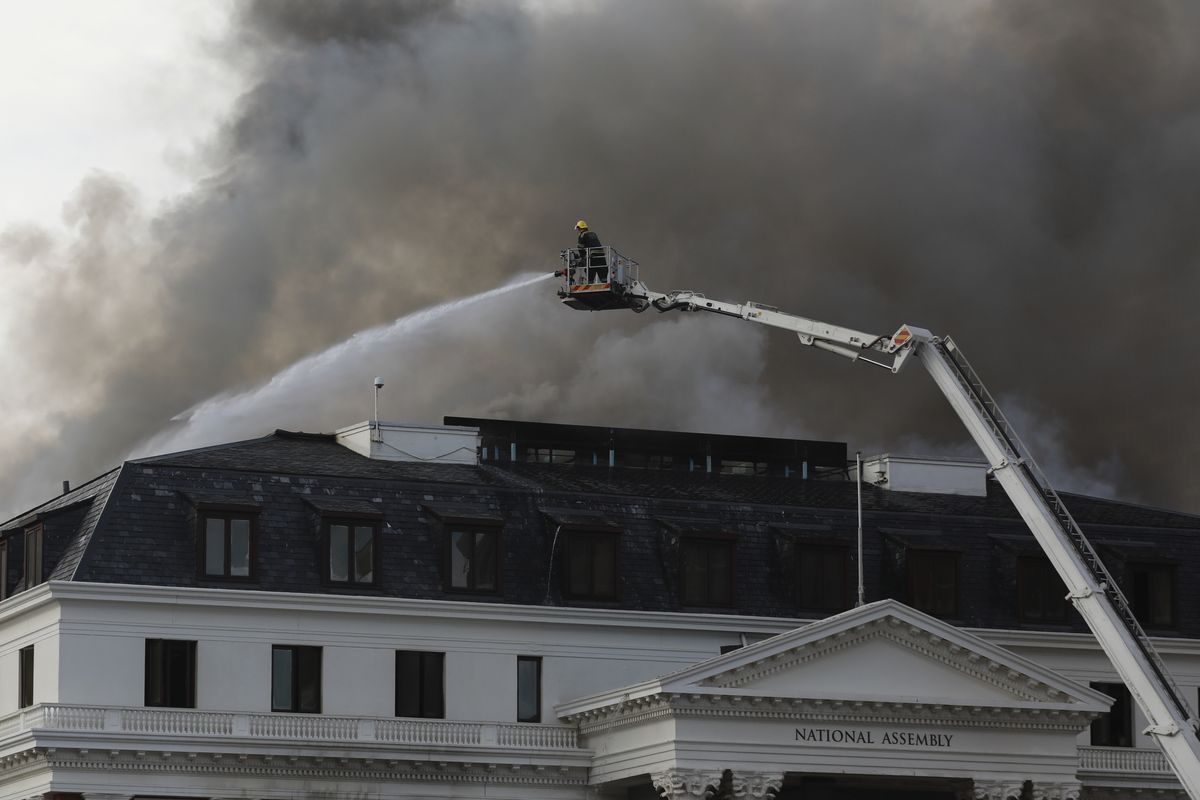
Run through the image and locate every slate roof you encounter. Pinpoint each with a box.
[4,428,1199,638]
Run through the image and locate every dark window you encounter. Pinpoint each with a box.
[19,645,34,708]
[145,639,197,708]
[24,524,43,589]
[525,447,576,465]
[681,537,734,607]
[720,459,768,476]
[448,527,498,592]
[1018,556,1070,623]
[0,539,8,601]
[200,513,253,579]
[719,644,744,655]
[517,656,541,723]
[565,531,618,600]
[272,645,321,713]
[326,519,379,585]
[1128,563,1175,628]
[797,544,849,612]
[1091,681,1133,747]
[623,453,675,470]
[907,550,958,617]
[396,651,444,718]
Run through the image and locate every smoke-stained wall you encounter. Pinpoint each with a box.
[1,0,1198,519]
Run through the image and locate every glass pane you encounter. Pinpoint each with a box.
[567,539,591,596]
[517,657,540,723]
[205,518,225,576]
[354,526,374,583]
[145,640,163,706]
[272,648,293,711]
[474,531,496,591]
[593,537,616,598]
[682,543,706,605]
[708,544,731,605]
[1150,575,1173,626]
[396,651,420,717]
[19,647,34,708]
[165,640,196,708]
[450,530,471,588]
[422,652,444,719]
[329,525,349,582]
[230,518,250,577]
[297,647,321,713]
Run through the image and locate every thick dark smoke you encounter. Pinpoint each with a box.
[3,0,1199,520]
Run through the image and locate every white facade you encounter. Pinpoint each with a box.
[0,581,1193,800]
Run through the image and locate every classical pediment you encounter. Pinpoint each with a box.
[670,600,1105,707]
[557,600,1109,721]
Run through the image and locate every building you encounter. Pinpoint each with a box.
[1,417,1198,800]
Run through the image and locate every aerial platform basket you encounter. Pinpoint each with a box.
[557,246,642,311]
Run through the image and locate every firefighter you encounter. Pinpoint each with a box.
[575,220,608,284]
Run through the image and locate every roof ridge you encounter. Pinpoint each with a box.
[129,431,285,465]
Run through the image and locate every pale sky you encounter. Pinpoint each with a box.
[0,0,242,229]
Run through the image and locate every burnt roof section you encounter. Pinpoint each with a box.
[446,415,848,469]
[3,427,1199,636]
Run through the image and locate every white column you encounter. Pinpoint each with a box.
[652,770,724,800]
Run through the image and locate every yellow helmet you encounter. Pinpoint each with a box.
[575,219,588,231]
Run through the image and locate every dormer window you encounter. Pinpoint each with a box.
[448,527,499,592]
[565,530,619,601]
[325,519,379,585]
[680,535,734,607]
[199,512,254,579]
[907,549,958,617]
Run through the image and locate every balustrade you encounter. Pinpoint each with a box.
[0,703,581,752]
[1078,745,1171,775]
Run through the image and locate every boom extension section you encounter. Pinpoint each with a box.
[555,253,1200,798]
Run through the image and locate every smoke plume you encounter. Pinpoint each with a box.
[2,0,1199,520]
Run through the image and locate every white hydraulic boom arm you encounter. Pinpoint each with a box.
[607,282,1200,796]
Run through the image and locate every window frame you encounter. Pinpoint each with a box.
[395,650,445,719]
[322,515,382,587]
[795,542,851,613]
[196,506,258,581]
[18,645,34,708]
[271,644,322,714]
[1126,561,1177,630]
[563,528,620,601]
[445,523,502,594]
[23,524,43,590]
[517,655,542,723]
[905,548,960,618]
[1017,555,1070,624]
[144,639,197,709]
[679,533,736,609]
[0,538,8,601]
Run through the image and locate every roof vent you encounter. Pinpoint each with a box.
[335,421,479,464]
[859,453,987,496]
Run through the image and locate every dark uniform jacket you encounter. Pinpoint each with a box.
[577,229,603,265]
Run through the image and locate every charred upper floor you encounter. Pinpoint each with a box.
[1,417,1198,638]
